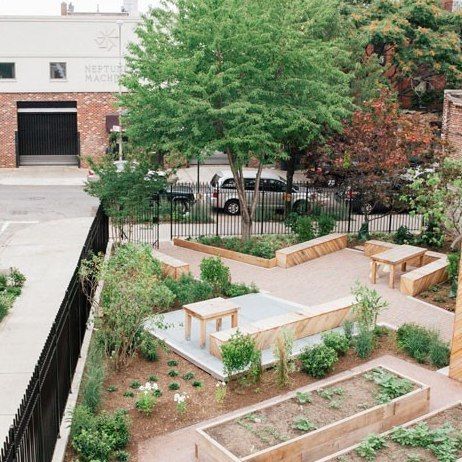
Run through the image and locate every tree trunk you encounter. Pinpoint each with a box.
[285,147,297,216]
[226,149,263,240]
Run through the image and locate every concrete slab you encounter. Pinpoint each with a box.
[138,355,462,462]
[146,293,344,380]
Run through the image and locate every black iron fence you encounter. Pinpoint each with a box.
[166,182,423,239]
[0,207,109,462]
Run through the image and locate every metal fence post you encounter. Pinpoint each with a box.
[216,184,220,237]
[260,188,265,235]
[170,184,174,240]
[347,197,352,234]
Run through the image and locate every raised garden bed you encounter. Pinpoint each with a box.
[173,237,279,268]
[418,281,456,312]
[196,367,430,462]
[319,402,462,461]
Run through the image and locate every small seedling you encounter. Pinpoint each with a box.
[192,380,203,388]
[292,418,317,432]
[167,360,179,367]
[244,413,263,424]
[153,389,162,398]
[295,391,312,404]
[168,382,180,390]
[168,369,179,377]
[130,380,141,389]
[148,375,158,382]
[318,386,344,401]
[106,385,117,393]
[123,391,134,398]
[182,371,195,381]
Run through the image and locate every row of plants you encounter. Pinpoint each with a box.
[195,213,337,259]
[0,267,26,322]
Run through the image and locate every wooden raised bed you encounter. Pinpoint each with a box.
[195,366,430,462]
[152,249,190,279]
[318,401,462,461]
[173,238,277,268]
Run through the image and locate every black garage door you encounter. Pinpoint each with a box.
[17,101,79,166]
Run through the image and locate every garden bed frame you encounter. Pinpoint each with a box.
[195,366,430,462]
[317,401,462,462]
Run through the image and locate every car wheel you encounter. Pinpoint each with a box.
[293,200,309,215]
[224,200,240,215]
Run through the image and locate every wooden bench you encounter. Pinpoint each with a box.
[400,256,449,296]
[209,295,356,359]
[364,240,397,257]
[152,250,189,280]
[276,233,348,268]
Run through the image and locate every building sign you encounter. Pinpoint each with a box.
[85,64,125,83]
[95,29,119,52]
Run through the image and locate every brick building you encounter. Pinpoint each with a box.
[442,90,462,158]
[0,2,140,168]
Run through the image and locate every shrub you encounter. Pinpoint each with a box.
[72,427,114,461]
[224,282,259,298]
[396,323,432,363]
[115,450,130,462]
[273,329,294,388]
[429,339,450,368]
[354,327,375,359]
[220,330,260,378]
[81,340,105,413]
[299,344,338,378]
[393,225,415,245]
[200,257,231,295]
[352,282,388,331]
[139,332,159,362]
[317,214,336,236]
[150,283,176,310]
[292,215,316,241]
[418,220,445,249]
[322,332,350,356]
[342,320,354,341]
[99,409,130,450]
[135,392,157,416]
[8,268,26,288]
[448,252,460,298]
[164,274,214,305]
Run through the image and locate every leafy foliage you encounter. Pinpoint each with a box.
[221,331,260,380]
[295,391,312,404]
[200,257,231,296]
[0,267,26,323]
[273,329,294,388]
[448,252,460,299]
[164,273,214,306]
[135,392,157,416]
[299,344,338,378]
[139,332,159,362]
[352,282,388,332]
[355,434,387,461]
[394,226,415,245]
[365,368,413,404]
[292,418,317,432]
[322,332,350,356]
[354,327,375,360]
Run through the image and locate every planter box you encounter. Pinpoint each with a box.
[318,401,462,462]
[173,238,277,268]
[196,367,430,462]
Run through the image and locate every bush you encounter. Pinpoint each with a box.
[393,225,415,245]
[72,427,115,461]
[354,327,375,359]
[164,274,214,305]
[299,344,338,378]
[322,332,350,356]
[150,283,175,310]
[139,332,159,362]
[81,339,105,413]
[293,216,316,241]
[200,257,231,295]
[317,214,336,237]
[429,339,450,368]
[342,320,354,342]
[135,392,157,416]
[224,282,258,298]
[221,330,260,379]
[418,220,445,248]
[448,252,460,298]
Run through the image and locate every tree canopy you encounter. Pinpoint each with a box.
[121,0,353,237]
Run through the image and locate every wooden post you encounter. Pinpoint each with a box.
[449,253,462,380]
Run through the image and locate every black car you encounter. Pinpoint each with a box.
[155,184,196,213]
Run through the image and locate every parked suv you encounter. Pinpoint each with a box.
[209,170,315,215]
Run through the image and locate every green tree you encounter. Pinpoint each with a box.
[343,0,462,108]
[121,0,352,238]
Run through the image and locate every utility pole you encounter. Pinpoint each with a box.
[117,20,124,161]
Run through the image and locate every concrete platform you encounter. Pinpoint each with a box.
[145,293,344,381]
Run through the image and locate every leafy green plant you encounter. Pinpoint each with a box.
[221,330,260,379]
[273,329,294,388]
[114,449,130,462]
[135,392,157,416]
[394,226,415,245]
[355,327,375,359]
[299,344,338,378]
[106,385,117,393]
[192,380,203,388]
[365,368,413,404]
[224,282,259,298]
[139,332,159,362]
[352,282,388,331]
[168,382,180,390]
[200,257,231,295]
[148,375,158,382]
[182,371,195,381]
[167,360,178,367]
[168,369,179,377]
[429,339,450,369]
[0,268,26,323]
[355,434,387,461]
[343,320,355,342]
[292,418,317,432]
[318,386,344,401]
[317,214,336,236]
[295,391,312,404]
[123,391,134,398]
[291,216,316,241]
[164,274,214,305]
[448,252,460,299]
[322,332,350,356]
[130,380,141,389]
[81,340,106,413]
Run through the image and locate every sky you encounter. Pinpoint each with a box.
[0,0,161,15]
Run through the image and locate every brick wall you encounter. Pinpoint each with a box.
[442,90,462,159]
[0,92,117,168]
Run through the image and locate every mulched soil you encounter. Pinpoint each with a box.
[65,330,435,462]
[335,404,462,461]
[205,369,409,458]
[417,281,456,312]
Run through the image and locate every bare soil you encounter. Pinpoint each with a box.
[334,404,462,461]
[65,330,434,462]
[417,281,456,312]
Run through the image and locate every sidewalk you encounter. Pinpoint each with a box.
[0,166,87,186]
[0,216,94,442]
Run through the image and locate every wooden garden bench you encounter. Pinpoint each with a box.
[151,250,190,280]
[400,256,449,296]
[276,233,348,268]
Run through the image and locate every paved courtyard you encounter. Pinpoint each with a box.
[158,242,455,341]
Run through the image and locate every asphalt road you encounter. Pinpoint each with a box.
[0,185,99,249]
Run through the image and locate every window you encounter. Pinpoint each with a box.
[50,62,67,80]
[0,63,15,79]
[263,179,286,192]
[221,179,236,189]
